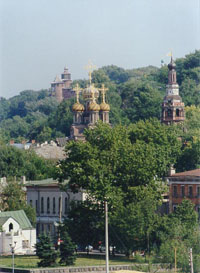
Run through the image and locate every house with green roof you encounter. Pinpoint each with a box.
[0,210,36,255]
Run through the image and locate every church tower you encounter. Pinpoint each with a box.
[70,63,110,140]
[161,56,185,124]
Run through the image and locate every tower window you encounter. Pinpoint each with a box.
[197,186,200,197]
[167,109,172,117]
[176,109,180,117]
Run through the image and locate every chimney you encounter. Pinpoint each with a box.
[21,140,26,144]
[10,140,14,145]
[168,165,176,176]
[21,176,26,184]
[31,139,35,144]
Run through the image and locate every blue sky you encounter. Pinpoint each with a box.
[0,0,199,98]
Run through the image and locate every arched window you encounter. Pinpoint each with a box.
[65,197,68,214]
[47,197,50,214]
[30,200,32,207]
[9,223,13,232]
[53,197,56,214]
[176,109,180,117]
[167,109,172,117]
[41,197,44,213]
[58,197,61,214]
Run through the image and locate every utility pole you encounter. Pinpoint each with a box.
[174,247,177,273]
[105,201,109,273]
[189,248,194,273]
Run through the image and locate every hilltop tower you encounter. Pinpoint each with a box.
[51,67,74,102]
[161,56,185,124]
[70,65,110,140]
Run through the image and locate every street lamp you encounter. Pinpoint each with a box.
[9,241,17,273]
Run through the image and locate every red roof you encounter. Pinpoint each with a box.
[171,169,200,177]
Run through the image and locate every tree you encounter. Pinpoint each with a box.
[158,200,200,272]
[0,180,36,226]
[0,145,55,180]
[36,234,58,267]
[56,121,181,253]
[59,224,76,265]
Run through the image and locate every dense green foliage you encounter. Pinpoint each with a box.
[59,224,77,265]
[0,180,36,226]
[1,50,199,143]
[36,234,58,267]
[0,145,55,180]
[56,121,181,252]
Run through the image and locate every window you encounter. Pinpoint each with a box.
[9,223,13,232]
[176,109,180,117]
[30,200,32,207]
[197,186,200,197]
[167,109,172,117]
[22,240,29,248]
[59,197,61,214]
[173,185,178,197]
[173,205,177,212]
[53,197,56,214]
[35,200,38,213]
[65,197,68,214]
[41,197,44,213]
[47,197,50,214]
[181,186,185,197]
[189,186,193,197]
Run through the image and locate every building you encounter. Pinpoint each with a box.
[25,179,87,238]
[168,168,200,218]
[161,56,185,124]
[70,79,110,140]
[51,67,75,102]
[0,210,36,255]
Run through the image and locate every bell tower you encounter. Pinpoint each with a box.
[161,56,185,124]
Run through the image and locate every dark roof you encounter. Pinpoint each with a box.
[164,95,182,101]
[56,137,68,147]
[0,210,33,229]
[171,169,200,177]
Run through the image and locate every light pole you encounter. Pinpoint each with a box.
[105,201,109,273]
[10,241,16,273]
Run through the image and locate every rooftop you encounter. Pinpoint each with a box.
[0,210,33,229]
[171,169,200,177]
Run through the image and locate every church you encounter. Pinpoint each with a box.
[70,70,110,140]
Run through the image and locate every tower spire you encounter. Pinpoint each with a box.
[161,55,185,125]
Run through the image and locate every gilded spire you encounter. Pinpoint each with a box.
[74,83,82,103]
[85,60,96,86]
[99,84,108,103]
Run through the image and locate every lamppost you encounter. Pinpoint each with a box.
[9,241,17,273]
[105,201,109,273]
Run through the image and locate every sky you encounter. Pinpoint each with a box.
[0,0,200,98]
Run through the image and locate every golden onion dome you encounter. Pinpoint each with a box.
[88,101,100,111]
[72,102,84,112]
[83,85,99,100]
[100,102,110,111]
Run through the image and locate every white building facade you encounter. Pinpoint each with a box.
[0,210,36,255]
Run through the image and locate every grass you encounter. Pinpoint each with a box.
[0,254,137,269]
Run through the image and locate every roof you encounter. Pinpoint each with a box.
[26,178,58,187]
[0,216,10,226]
[0,210,33,229]
[171,169,200,177]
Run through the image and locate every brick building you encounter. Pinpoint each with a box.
[168,169,200,218]
[51,67,74,102]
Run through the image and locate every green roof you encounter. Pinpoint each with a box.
[0,216,10,226]
[0,210,33,229]
[26,178,58,186]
